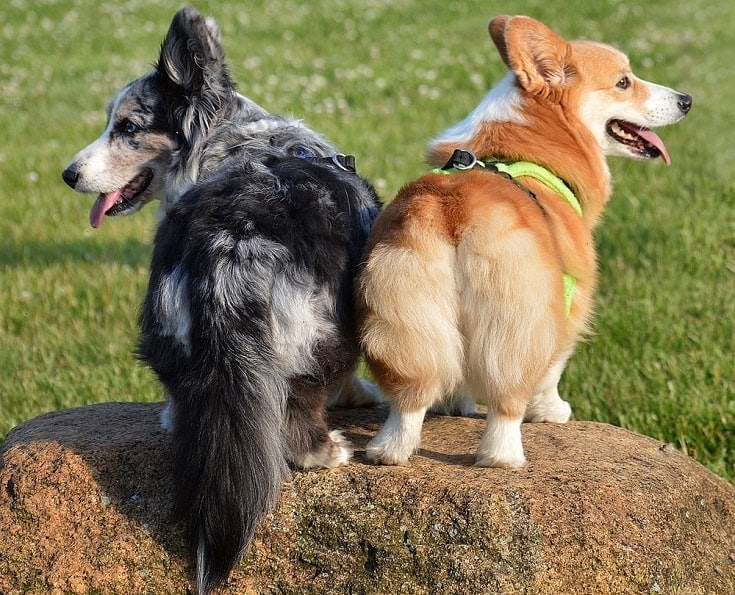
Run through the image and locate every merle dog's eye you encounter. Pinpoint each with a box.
[122,120,139,134]
[616,76,631,90]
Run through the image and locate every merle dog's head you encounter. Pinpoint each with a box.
[62,7,238,227]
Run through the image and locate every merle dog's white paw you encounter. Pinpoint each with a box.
[295,430,353,469]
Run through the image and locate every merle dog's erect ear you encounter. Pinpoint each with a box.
[157,7,235,100]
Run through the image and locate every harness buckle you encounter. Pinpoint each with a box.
[331,153,356,172]
[442,149,480,171]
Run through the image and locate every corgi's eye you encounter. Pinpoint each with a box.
[616,76,631,90]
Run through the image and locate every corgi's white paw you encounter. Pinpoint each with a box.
[524,396,572,423]
[365,435,415,465]
[476,415,526,468]
[365,407,425,465]
[475,449,527,469]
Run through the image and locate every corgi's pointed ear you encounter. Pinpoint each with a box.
[157,7,233,96]
[489,15,575,101]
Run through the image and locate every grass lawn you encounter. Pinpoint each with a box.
[0,0,732,481]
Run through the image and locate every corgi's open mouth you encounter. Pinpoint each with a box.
[606,120,671,165]
[89,169,154,228]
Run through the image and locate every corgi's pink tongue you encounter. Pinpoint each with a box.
[638,128,671,165]
[89,189,123,228]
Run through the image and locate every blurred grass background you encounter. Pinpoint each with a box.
[0,0,732,481]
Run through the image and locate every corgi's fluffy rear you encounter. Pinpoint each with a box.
[358,15,691,467]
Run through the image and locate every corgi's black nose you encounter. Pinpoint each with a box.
[678,93,692,114]
[62,166,79,189]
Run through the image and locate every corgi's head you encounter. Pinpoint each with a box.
[427,15,692,225]
[488,15,692,165]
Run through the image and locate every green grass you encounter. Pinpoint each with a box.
[0,0,732,481]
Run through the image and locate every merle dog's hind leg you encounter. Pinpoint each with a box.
[286,378,353,469]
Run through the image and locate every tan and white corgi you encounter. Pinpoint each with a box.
[358,15,691,468]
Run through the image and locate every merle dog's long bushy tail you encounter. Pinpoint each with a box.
[141,299,289,594]
[139,221,290,594]
[174,355,288,594]
[180,362,287,593]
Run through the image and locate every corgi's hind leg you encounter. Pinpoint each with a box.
[524,351,573,423]
[457,232,559,468]
[476,407,527,468]
[360,240,463,465]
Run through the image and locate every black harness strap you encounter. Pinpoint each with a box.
[440,149,542,209]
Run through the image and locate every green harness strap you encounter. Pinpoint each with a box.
[485,160,583,217]
[433,150,580,316]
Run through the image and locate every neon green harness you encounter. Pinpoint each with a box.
[433,150,580,316]
[482,160,582,217]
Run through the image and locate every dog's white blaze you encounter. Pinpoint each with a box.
[65,87,129,193]
[67,131,117,193]
[156,264,192,355]
[429,73,526,149]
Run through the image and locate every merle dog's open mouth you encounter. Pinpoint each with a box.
[89,169,154,228]
[606,119,670,165]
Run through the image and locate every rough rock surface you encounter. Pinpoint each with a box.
[1,402,733,594]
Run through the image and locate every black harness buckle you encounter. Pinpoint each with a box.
[331,153,356,172]
[442,148,483,171]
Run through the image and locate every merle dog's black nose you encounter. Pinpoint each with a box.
[62,167,79,189]
[677,93,693,114]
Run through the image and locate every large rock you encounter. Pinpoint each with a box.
[0,402,733,594]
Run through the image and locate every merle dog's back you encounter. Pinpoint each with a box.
[139,153,380,592]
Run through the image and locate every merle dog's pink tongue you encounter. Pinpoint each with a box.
[89,189,122,228]
[639,128,671,165]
